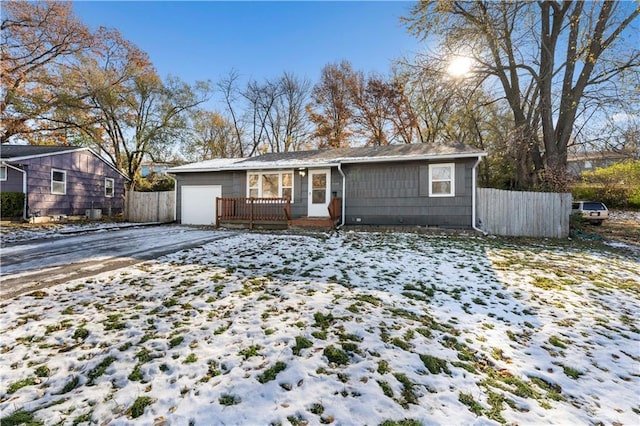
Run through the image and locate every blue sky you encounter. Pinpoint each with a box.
[73,1,421,86]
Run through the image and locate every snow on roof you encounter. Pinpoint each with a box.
[169,144,486,173]
[166,158,246,173]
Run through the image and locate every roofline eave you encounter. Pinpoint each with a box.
[168,152,487,174]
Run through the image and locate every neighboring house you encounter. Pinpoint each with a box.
[140,161,172,177]
[567,151,629,177]
[168,143,486,229]
[0,145,128,219]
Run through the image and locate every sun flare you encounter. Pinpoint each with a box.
[447,56,473,77]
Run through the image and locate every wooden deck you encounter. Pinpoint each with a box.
[216,197,341,230]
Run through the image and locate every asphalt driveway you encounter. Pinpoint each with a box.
[0,225,236,300]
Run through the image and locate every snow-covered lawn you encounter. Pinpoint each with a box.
[1,231,638,425]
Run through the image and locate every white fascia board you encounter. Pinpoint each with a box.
[335,152,487,164]
[169,152,487,173]
[2,147,88,162]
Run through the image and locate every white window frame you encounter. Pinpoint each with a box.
[105,177,115,197]
[428,163,455,197]
[246,170,294,202]
[51,169,67,195]
[0,165,6,181]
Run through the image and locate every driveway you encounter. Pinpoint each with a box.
[0,225,236,300]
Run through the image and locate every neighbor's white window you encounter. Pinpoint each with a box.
[247,171,294,201]
[428,163,455,197]
[0,166,6,181]
[51,169,67,195]
[105,178,114,197]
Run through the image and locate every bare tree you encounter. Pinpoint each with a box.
[183,110,241,161]
[217,69,246,156]
[264,72,311,153]
[404,0,640,190]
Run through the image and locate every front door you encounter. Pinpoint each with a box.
[307,169,331,217]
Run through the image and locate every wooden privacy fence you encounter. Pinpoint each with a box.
[477,188,572,238]
[217,197,291,229]
[126,190,175,223]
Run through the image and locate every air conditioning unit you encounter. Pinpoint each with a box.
[85,209,102,220]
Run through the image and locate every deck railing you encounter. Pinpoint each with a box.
[216,197,291,228]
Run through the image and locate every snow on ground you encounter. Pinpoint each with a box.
[0,231,639,425]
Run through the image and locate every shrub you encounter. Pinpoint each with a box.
[0,192,25,218]
[573,160,640,209]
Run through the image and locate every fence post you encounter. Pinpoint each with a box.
[249,198,254,230]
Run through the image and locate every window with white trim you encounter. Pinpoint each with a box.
[428,163,455,197]
[51,169,67,195]
[247,171,294,201]
[0,166,6,181]
[105,178,114,197]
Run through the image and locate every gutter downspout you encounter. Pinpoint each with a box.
[471,156,486,235]
[337,162,346,229]
[2,162,28,221]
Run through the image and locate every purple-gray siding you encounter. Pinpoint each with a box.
[3,150,126,216]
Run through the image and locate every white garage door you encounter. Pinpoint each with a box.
[181,185,222,225]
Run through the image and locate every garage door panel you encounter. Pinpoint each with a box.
[181,185,221,225]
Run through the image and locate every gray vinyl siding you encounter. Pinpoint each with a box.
[1,167,24,192]
[5,151,126,216]
[341,159,475,228]
[174,171,245,222]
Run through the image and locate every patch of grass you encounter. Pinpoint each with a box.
[292,336,313,356]
[309,402,324,415]
[313,312,335,330]
[72,411,93,426]
[87,356,116,383]
[341,342,360,354]
[184,353,198,363]
[103,314,126,331]
[219,394,241,406]
[257,361,287,383]
[379,420,422,426]
[532,276,563,290]
[354,294,382,306]
[311,330,327,340]
[486,391,507,423]
[529,376,564,401]
[169,335,184,348]
[239,344,262,359]
[130,396,153,419]
[378,380,394,398]
[136,348,153,363]
[451,361,477,374]
[7,377,37,394]
[73,327,89,341]
[34,365,50,377]
[0,410,43,426]
[128,364,143,381]
[394,373,418,407]
[323,345,350,365]
[60,376,79,394]
[548,335,567,349]
[420,354,450,375]
[459,392,484,416]
[377,359,390,375]
[562,365,583,379]
[287,414,307,426]
[391,337,411,351]
[415,327,432,339]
